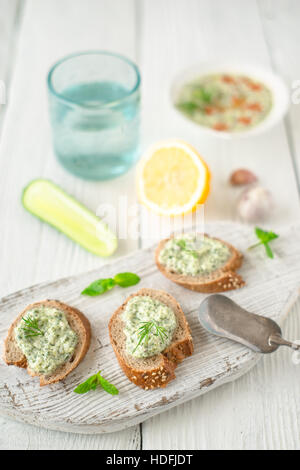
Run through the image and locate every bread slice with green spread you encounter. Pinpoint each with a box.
[155,233,245,293]
[109,288,193,390]
[3,300,91,386]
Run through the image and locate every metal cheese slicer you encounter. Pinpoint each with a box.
[198,294,300,353]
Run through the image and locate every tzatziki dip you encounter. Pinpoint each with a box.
[176,73,272,132]
[15,306,78,375]
[122,296,177,358]
[159,234,231,276]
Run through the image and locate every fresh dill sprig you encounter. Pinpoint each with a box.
[133,321,168,354]
[176,239,199,258]
[21,316,44,338]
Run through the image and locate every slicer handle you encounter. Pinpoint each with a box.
[269,334,300,351]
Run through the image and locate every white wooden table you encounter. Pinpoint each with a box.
[0,0,299,450]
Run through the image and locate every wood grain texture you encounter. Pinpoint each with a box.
[139,0,299,226]
[0,0,300,451]
[1,222,300,433]
[142,296,300,450]
[0,0,21,131]
[0,0,140,451]
[139,0,300,450]
[258,0,300,194]
[0,0,138,300]
[0,414,141,450]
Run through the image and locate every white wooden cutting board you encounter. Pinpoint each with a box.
[0,222,299,434]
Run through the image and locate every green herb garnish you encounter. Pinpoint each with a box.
[74,371,119,395]
[177,101,198,114]
[21,316,44,338]
[176,239,187,249]
[133,321,168,354]
[248,227,279,259]
[113,272,140,287]
[81,272,140,296]
[192,87,212,103]
[81,278,116,296]
[176,239,199,259]
[177,85,214,117]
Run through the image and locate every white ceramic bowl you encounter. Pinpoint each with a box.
[171,62,290,139]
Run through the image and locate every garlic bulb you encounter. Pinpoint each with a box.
[237,185,274,223]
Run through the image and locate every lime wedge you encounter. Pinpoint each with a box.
[22,179,117,257]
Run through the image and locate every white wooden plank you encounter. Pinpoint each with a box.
[139,0,299,225]
[0,0,138,299]
[0,0,140,450]
[0,415,141,450]
[258,0,300,193]
[140,0,300,450]
[0,0,21,131]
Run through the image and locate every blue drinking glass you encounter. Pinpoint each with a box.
[47,51,141,180]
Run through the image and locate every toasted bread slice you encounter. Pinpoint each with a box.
[155,234,245,293]
[109,288,193,390]
[3,300,91,386]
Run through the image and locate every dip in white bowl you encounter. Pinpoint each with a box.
[171,62,289,139]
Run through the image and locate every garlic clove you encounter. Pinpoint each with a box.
[230,169,258,186]
[237,185,274,223]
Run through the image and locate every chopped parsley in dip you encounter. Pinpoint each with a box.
[122,296,177,358]
[176,73,272,132]
[159,234,231,276]
[15,306,78,375]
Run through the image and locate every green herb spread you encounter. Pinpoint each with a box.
[159,234,231,276]
[122,296,177,358]
[15,306,78,375]
[176,73,272,132]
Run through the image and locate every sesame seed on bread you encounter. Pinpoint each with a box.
[109,288,193,390]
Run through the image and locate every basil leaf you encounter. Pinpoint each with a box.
[255,227,266,240]
[97,373,119,395]
[74,372,119,395]
[255,227,279,244]
[248,227,279,259]
[81,271,140,296]
[81,278,116,296]
[264,243,274,259]
[266,231,279,242]
[74,374,98,394]
[113,272,140,288]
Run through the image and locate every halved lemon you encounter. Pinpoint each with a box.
[137,140,210,216]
